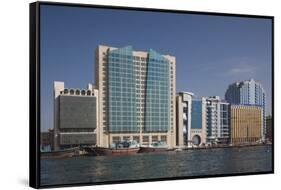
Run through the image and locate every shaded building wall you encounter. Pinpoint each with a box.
[266,116,272,142]
[54,81,98,150]
[176,92,193,147]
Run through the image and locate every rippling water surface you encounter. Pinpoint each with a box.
[41,145,272,186]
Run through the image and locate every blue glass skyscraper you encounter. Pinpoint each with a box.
[95,45,176,147]
[225,79,266,139]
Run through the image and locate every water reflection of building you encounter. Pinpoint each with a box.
[53,82,98,150]
[230,105,262,145]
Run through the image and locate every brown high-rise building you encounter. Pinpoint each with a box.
[230,105,262,144]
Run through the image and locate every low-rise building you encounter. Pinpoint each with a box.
[40,129,54,151]
[266,115,272,142]
[53,81,98,150]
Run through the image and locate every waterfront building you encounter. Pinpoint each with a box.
[206,96,230,144]
[54,81,98,150]
[190,98,207,146]
[177,94,230,147]
[40,129,54,151]
[266,115,272,142]
[95,45,176,148]
[225,79,266,139]
[230,105,263,144]
[176,92,194,147]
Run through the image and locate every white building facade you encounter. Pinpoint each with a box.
[206,96,230,144]
[176,92,193,147]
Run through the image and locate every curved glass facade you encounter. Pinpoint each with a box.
[107,46,137,132]
[103,46,173,135]
[145,49,170,132]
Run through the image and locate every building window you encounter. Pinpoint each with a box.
[142,136,149,143]
[70,89,74,95]
[160,135,167,142]
[75,90,80,95]
[123,136,130,141]
[133,136,140,143]
[152,136,158,142]
[112,136,121,143]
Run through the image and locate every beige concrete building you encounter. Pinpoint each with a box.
[230,105,263,145]
[95,45,176,148]
[176,92,193,147]
[53,81,99,150]
[176,94,207,147]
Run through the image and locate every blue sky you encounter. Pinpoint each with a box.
[40,5,272,131]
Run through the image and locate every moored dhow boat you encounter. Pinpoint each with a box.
[139,141,169,153]
[41,147,82,159]
[85,140,140,156]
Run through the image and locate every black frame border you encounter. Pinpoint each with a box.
[29,1,274,189]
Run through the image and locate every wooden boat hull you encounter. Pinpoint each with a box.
[87,147,140,156]
[139,147,168,153]
[41,148,80,159]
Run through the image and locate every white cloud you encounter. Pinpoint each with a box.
[227,64,257,75]
[213,57,260,77]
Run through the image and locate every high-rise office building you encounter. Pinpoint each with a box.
[230,105,263,144]
[176,92,194,147]
[95,45,176,148]
[206,96,230,144]
[53,82,98,150]
[225,79,266,139]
